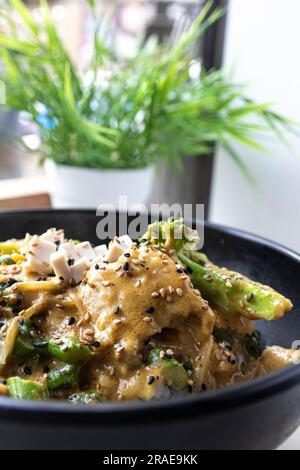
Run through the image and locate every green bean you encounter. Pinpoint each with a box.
[13,323,35,360]
[0,255,14,265]
[47,364,79,390]
[46,337,92,363]
[7,377,48,400]
[149,348,188,391]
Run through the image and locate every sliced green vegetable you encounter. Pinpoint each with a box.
[149,348,188,391]
[213,328,234,345]
[0,242,21,255]
[13,335,35,360]
[46,337,92,363]
[47,364,79,390]
[7,377,48,400]
[68,391,103,404]
[0,255,14,265]
[12,322,35,360]
[142,219,293,321]
[243,330,262,359]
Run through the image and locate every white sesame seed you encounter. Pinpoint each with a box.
[143,317,152,323]
[151,292,160,298]
[159,288,166,298]
[84,328,94,336]
[176,287,183,297]
[166,296,173,303]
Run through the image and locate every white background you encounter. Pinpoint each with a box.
[210,0,300,253]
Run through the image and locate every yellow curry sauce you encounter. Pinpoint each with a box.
[0,225,298,403]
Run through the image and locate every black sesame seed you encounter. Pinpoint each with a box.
[0,379,7,385]
[6,278,18,288]
[177,268,184,274]
[184,360,193,371]
[68,316,75,326]
[59,276,64,281]
[68,258,75,267]
[164,353,173,360]
[186,266,193,275]
[23,366,32,376]
[113,306,120,315]
[90,341,100,348]
[55,240,60,247]
[95,264,100,270]
[147,376,155,385]
[0,321,4,328]
[18,317,25,327]
[43,366,50,374]
[146,307,155,314]
[124,253,131,258]
[123,262,130,272]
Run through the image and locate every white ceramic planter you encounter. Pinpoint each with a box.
[44,160,155,209]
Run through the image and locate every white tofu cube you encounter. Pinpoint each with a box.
[70,257,89,284]
[59,242,77,261]
[117,235,133,250]
[40,228,65,246]
[24,236,57,275]
[50,251,71,281]
[75,242,95,262]
[94,244,108,259]
[106,242,124,263]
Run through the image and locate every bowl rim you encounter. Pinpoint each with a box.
[0,208,299,425]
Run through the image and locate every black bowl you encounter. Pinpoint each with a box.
[0,209,300,450]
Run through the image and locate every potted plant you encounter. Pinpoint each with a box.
[0,0,296,208]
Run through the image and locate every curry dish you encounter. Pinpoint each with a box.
[0,219,298,404]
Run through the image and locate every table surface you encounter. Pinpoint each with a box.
[0,175,50,210]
